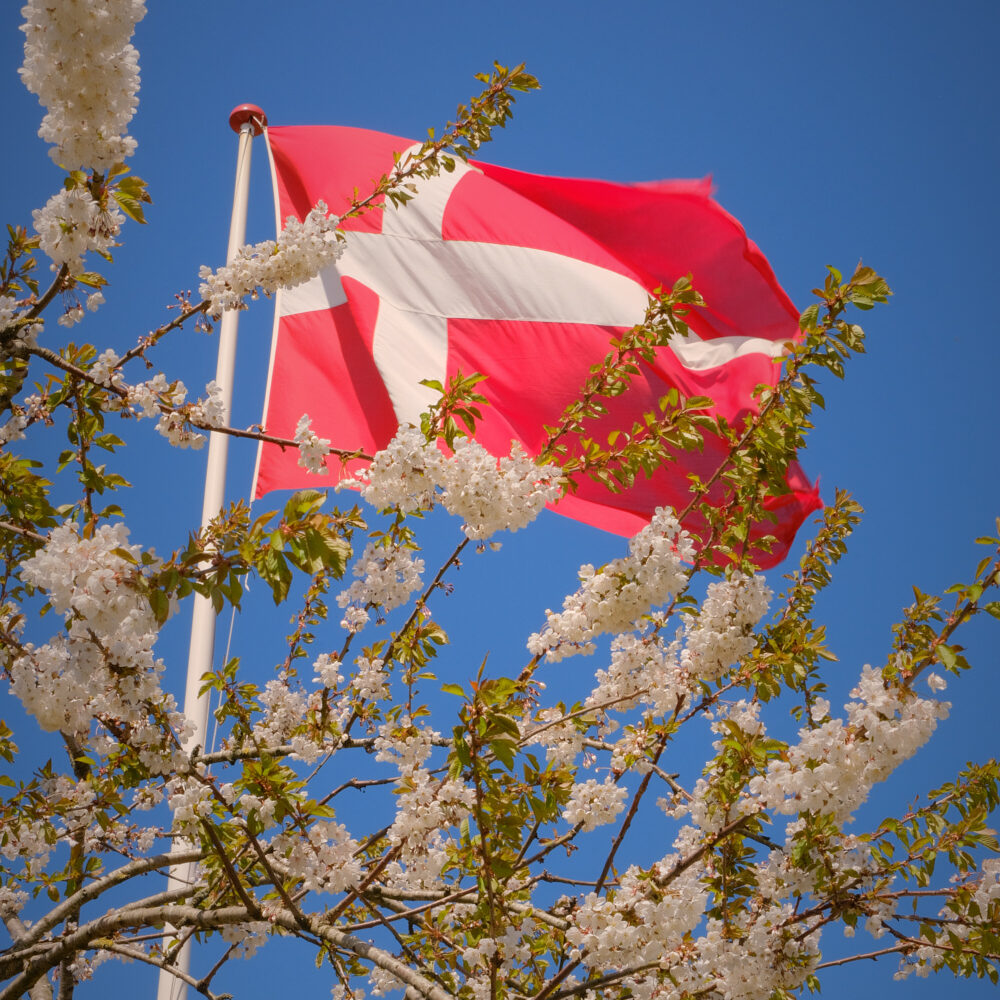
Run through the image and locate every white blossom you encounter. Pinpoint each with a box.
[32,187,124,274]
[268,821,362,894]
[155,413,203,448]
[0,413,28,446]
[589,631,689,717]
[10,522,180,744]
[0,293,21,333]
[347,425,443,513]
[58,304,85,327]
[681,571,772,681]
[89,348,124,388]
[125,373,177,418]
[374,719,439,770]
[368,967,401,998]
[528,508,695,660]
[219,922,270,960]
[294,414,331,474]
[351,656,390,702]
[563,777,627,831]
[154,380,225,448]
[520,708,585,770]
[347,425,560,539]
[313,653,343,688]
[251,676,308,751]
[436,438,561,540]
[566,862,707,972]
[748,665,949,822]
[0,885,29,922]
[199,202,344,317]
[20,0,145,170]
[387,769,475,855]
[382,830,453,893]
[190,380,226,428]
[686,909,820,1000]
[970,858,1000,920]
[165,775,214,836]
[336,541,424,631]
[809,697,831,723]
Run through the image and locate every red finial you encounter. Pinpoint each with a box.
[228,104,267,135]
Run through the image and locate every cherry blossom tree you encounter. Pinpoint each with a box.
[1,4,998,1000]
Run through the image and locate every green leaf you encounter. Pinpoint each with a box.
[938,644,958,669]
[490,738,516,769]
[283,489,325,521]
[148,588,171,627]
[112,190,147,224]
[799,304,820,332]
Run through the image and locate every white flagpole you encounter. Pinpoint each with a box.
[156,103,267,1000]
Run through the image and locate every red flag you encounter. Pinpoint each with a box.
[254,126,820,566]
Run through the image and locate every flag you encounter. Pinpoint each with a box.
[253,125,821,566]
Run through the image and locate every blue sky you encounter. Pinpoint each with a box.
[2,2,998,998]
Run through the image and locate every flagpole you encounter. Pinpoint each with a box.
[156,103,267,1000]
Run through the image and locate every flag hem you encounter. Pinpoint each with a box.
[249,126,287,501]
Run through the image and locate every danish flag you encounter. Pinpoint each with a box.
[253,126,820,566]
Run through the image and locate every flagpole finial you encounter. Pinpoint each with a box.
[229,104,267,135]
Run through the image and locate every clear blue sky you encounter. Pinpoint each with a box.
[2,2,998,998]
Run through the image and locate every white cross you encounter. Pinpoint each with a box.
[279,148,785,427]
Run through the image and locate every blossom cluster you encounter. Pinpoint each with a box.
[268,820,362,894]
[116,373,224,448]
[528,508,695,660]
[294,414,331,474]
[562,777,627,831]
[164,773,215,836]
[390,774,474,856]
[460,917,542,1000]
[972,857,1000,918]
[351,655,390,703]
[57,290,106,328]
[89,347,125,388]
[567,848,820,1000]
[32,187,124,274]
[520,707,586,770]
[313,651,344,689]
[251,675,310,752]
[680,571,772,680]
[0,885,29,920]
[350,424,562,540]
[437,439,561,539]
[749,665,949,822]
[355,425,440,513]
[155,380,225,448]
[199,202,344,317]
[336,541,425,631]
[687,909,820,1000]
[10,522,182,746]
[589,631,687,717]
[0,411,28,446]
[0,293,21,335]
[377,721,473,883]
[124,372,179,417]
[19,0,145,170]
[567,862,707,976]
[219,922,271,960]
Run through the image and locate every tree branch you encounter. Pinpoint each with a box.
[12,848,204,949]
